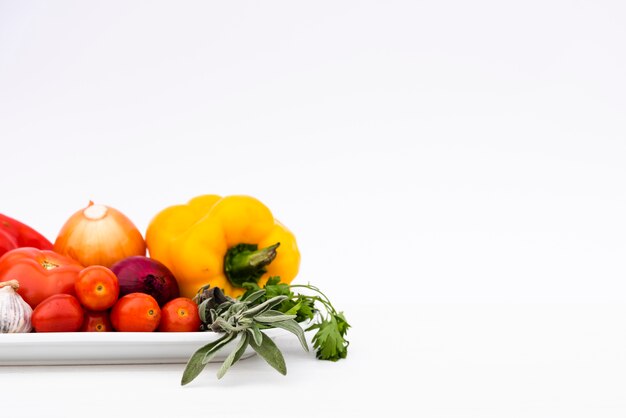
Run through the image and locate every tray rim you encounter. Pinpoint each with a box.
[0,328,287,366]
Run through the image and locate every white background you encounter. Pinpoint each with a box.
[1,1,626,416]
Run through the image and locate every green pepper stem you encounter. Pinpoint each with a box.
[224,243,280,287]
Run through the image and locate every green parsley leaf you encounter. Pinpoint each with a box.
[264,279,291,299]
[307,313,350,361]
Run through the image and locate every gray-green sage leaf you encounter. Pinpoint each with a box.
[268,318,309,352]
[217,332,250,379]
[254,309,297,323]
[202,333,237,364]
[243,295,288,318]
[248,326,263,346]
[182,333,232,386]
[249,332,287,375]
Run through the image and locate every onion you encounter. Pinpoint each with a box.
[111,256,179,306]
[54,201,146,268]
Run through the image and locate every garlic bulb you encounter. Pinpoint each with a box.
[0,280,33,333]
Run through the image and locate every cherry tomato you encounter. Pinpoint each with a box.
[158,297,201,332]
[81,310,113,332]
[32,294,84,332]
[75,265,119,311]
[111,293,161,332]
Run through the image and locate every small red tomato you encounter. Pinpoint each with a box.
[32,294,84,332]
[75,265,119,311]
[81,310,113,332]
[158,297,201,332]
[111,293,161,332]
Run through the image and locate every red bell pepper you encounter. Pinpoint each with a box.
[0,247,83,308]
[0,213,53,257]
[0,228,17,256]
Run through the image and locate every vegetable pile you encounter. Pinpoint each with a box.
[0,195,349,384]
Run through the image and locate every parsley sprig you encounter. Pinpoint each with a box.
[243,279,350,361]
[181,278,350,385]
[291,284,350,361]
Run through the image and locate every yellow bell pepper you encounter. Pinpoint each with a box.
[145,195,300,299]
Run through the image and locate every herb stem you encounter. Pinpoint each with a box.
[290,284,338,315]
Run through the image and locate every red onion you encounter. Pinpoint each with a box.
[110,256,179,306]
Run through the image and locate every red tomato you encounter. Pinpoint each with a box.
[32,294,84,332]
[75,265,119,311]
[81,311,113,332]
[111,293,161,332]
[0,247,83,308]
[158,297,201,332]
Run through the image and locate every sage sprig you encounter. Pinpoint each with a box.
[181,288,309,385]
[181,279,349,385]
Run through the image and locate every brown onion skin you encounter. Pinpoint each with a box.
[54,202,146,268]
[110,256,179,306]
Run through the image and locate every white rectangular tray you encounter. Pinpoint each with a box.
[0,329,284,366]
